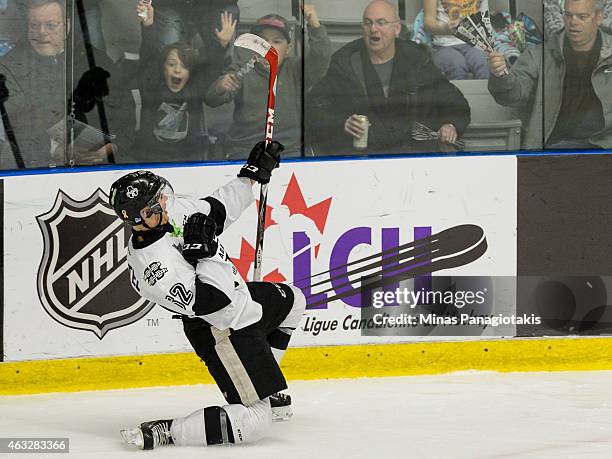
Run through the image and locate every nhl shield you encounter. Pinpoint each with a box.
[37,189,153,339]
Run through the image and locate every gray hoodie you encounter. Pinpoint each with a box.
[488,29,612,149]
[205,25,331,159]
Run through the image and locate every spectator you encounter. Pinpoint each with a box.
[424,0,490,79]
[0,0,20,56]
[205,5,331,159]
[64,0,155,64]
[139,0,239,65]
[307,0,470,156]
[488,0,612,150]
[545,0,612,39]
[0,0,133,168]
[133,39,228,163]
[79,0,152,62]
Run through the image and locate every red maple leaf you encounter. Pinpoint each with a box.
[263,269,287,283]
[230,238,286,282]
[230,238,255,281]
[281,173,332,234]
[255,199,277,231]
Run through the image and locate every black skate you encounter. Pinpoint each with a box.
[270,392,292,421]
[120,419,174,450]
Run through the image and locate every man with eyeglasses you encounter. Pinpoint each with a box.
[307,0,470,156]
[0,0,67,168]
[0,0,131,168]
[545,0,612,39]
[488,0,612,150]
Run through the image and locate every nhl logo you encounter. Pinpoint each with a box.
[36,189,153,339]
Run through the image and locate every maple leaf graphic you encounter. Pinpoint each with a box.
[255,199,277,231]
[230,238,286,282]
[263,269,287,283]
[281,173,332,234]
[230,238,255,281]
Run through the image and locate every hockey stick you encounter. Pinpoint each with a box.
[234,33,279,282]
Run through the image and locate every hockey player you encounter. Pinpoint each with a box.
[108,140,307,450]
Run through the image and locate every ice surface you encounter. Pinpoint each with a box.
[2,371,612,458]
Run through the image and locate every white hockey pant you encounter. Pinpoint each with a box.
[170,398,272,446]
[270,286,306,364]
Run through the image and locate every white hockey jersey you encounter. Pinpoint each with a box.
[126,177,263,330]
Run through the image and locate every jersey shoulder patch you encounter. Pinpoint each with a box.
[144,261,168,286]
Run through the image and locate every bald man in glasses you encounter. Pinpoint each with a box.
[308,0,470,156]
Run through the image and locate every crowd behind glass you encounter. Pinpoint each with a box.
[0,0,610,170]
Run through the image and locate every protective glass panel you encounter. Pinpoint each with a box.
[1,1,610,169]
[0,0,68,169]
[541,0,611,152]
[305,0,547,156]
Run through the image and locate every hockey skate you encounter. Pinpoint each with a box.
[120,419,174,450]
[270,392,293,421]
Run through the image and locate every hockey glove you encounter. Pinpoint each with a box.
[0,74,8,104]
[237,140,283,184]
[72,67,110,114]
[182,213,219,263]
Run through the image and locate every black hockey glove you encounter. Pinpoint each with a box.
[72,66,110,114]
[182,213,219,263]
[0,74,9,104]
[237,140,283,184]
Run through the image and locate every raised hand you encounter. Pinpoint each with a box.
[136,0,154,27]
[238,140,283,184]
[303,4,321,28]
[215,11,238,48]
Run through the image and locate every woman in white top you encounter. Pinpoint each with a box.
[424,0,490,79]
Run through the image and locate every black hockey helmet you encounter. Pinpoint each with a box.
[109,170,174,226]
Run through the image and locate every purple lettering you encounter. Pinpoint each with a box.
[293,232,328,310]
[330,227,372,307]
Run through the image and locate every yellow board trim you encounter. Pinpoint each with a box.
[2,338,612,396]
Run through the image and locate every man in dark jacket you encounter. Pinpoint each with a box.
[307,0,470,156]
[0,0,133,169]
